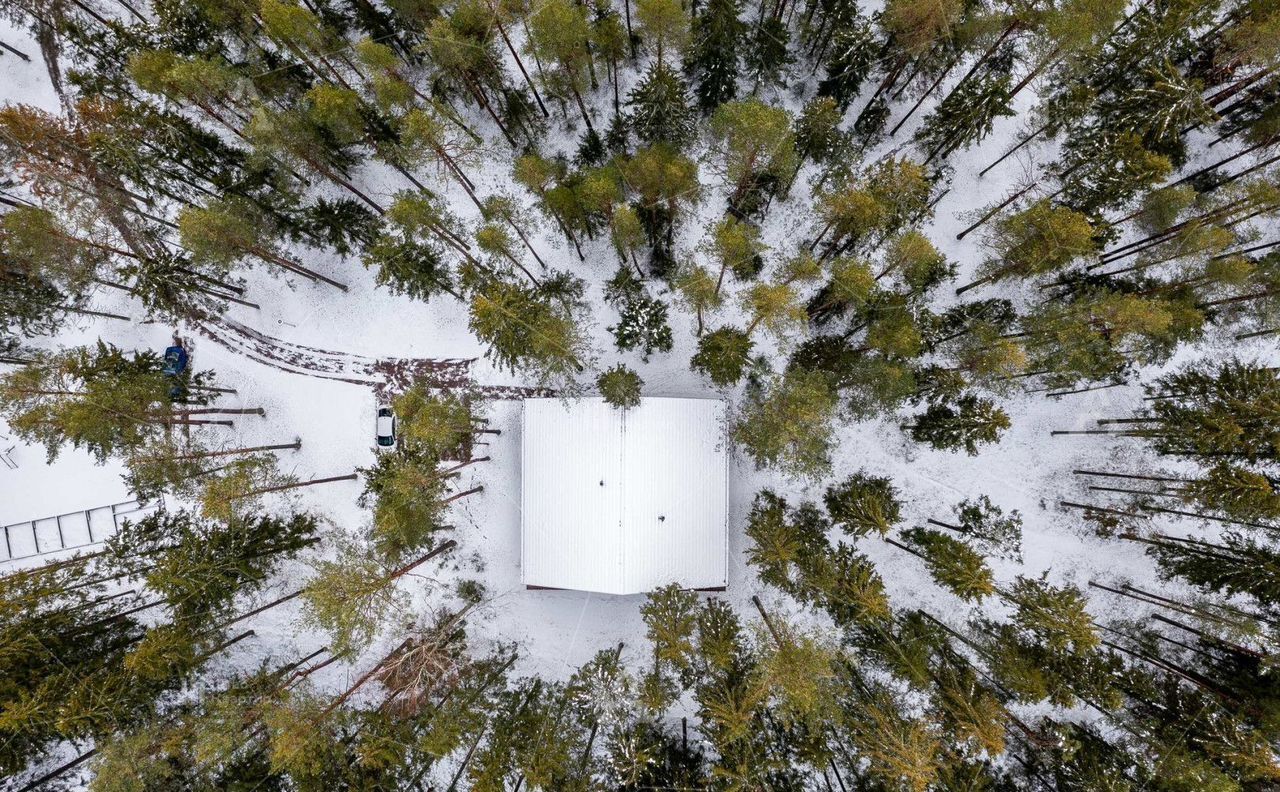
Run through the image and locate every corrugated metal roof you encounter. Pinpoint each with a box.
[521,397,728,595]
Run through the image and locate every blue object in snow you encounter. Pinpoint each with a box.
[162,345,189,376]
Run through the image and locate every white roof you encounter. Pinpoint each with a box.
[521,397,728,595]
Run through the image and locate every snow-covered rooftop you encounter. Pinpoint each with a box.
[520,397,728,595]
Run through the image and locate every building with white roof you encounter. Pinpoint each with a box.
[520,397,728,595]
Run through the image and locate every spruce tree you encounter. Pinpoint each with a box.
[744,491,830,593]
[627,61,698,147]
[598,363,644,408]
[905,393,1011,455]
[824,470,902,537]
[0,342,216,463]
[817,16,877,110]
[104,509,318,623]
[468,273,590,385]
[604,267,674,359]
[937,495,1024,561]
[691,326,754,386]
[896,527,995,602]
[687,0,745,112]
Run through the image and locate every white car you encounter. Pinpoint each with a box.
[376,407,396,449]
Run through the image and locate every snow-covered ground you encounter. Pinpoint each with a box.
[2,8,1275,751]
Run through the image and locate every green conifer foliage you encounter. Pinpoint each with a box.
[824,471,902,536]
[687,0,745,112]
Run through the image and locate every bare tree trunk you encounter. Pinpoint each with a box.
[979,120,1052,177]
[231,472,358,500]
[14,748,96,792]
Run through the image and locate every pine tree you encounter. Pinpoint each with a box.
[840,683,943,792]
[732,369,838,478]
[744,15,792,93]
[196,455,298,523]
[526,0,598,132]
[641,584,700,674]
[740,279,808,341]
[824,470,902,536]
[0,206,104,334]
[359,448,471,562]
[394,385,478,461]
[709,99,797,216]
[0,562,145,774]
[960,199,1098,293]
[791,96,845,182]
[363,192,462,301]
[1140,531,1280,608]
[636,0,690,64]
[1003,576,1100,654]
[707,215,767,293]
[801,541,893,628]
[303,541,455,658]
[1021,286,1204,386]
[620,144,702,269]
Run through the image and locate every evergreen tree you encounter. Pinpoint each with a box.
[627,61,698,147]
[732,369,838,478]
[0,206,103,335]
[604,267,674,359]
[817,16,877,111]
[598,364,645,408]
[1142,532,1280,608]
[895,527,994,601]
[1142,359,1280,464]
[359,448,471,562]
[744,491,830,592]
[791,96,845,182]
[526,0,599,132]
[1183,463,1280,523]
[105,509,317,623]
[824,470,902,537]
[914,47,1015,165]
[709,99,797,216]
[468,273,590,385]
[937,495,1024,561]
[1021,285,1203,386]
[363,197,458,302]
[905,393,1011,455]
[0,342,215,463]
[691,326,754,386]
[636,0,691,64]
[961,199,1098,293]
[687,0,745,112]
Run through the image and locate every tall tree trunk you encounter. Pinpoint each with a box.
[231,472,358,500]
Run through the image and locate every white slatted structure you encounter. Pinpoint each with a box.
[521,397,728,595]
